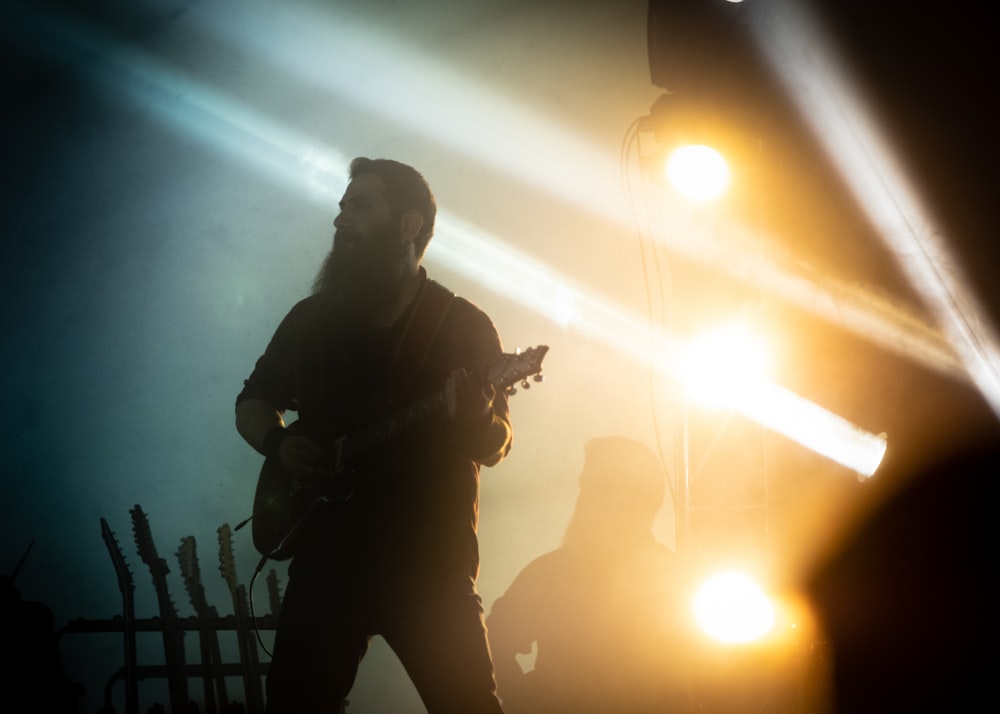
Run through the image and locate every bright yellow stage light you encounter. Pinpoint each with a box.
[680,322,772,409]
[665,144,731,202]
[693,571,777,644]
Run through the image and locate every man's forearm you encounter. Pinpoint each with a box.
[235,398,285,455]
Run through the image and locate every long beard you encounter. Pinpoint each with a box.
[312,225,408,318]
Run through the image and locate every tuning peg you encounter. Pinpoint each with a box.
[533,374,544,383]
[520,379,531,389]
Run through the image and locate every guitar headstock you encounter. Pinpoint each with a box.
[488,345,549,394]
[217,523,239,594]
[130,504,168,578]
[101,517,135,594]
[177,536,207,613]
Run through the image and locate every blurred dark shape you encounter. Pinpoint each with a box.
[487,436,691,713]
[1,539,85,712]
[807,438,999,713]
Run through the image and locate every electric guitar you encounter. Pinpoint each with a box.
[248,345,548,560]
[101,518,139,714]
[130,504,190,713]
[178,535,229,714]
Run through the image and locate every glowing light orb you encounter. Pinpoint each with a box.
[665,144,731,202]
[693,571,777,644]
[680,322,771,409]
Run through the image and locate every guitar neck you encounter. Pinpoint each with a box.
[218,524,265,714]
[149,570,190,710]
[192,602,228,714]
[179,536,229,713]
[349,345,547,456]
[130,505,189,712]
[349,389,446,458]
[228,583,265,714]
[101,519,139,714]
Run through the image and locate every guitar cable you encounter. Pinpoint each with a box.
[247,553,276,658]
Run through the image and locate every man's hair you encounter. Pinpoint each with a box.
[349,157,437,257]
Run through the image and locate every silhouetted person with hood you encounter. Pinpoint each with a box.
[487,437,690,713]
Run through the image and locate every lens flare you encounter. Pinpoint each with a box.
[694,571,777,644]
[665,144,731,202]
[680,322,771,409]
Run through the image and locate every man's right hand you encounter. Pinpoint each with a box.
[276,433,328,480]
[236,397,327,479]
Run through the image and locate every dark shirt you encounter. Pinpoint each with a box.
[237,277,512,591]
[487,536,689,713]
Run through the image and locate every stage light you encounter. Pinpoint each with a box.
[665,144,731,202]
[679,321,771,408]
[693,570,776,645]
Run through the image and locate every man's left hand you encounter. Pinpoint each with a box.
[444,367,495,427]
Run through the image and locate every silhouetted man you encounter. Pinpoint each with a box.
[236,158,512,712]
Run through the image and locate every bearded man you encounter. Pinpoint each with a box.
[235,158,512,713]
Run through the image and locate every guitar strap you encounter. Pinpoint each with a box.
[388,275,455,403]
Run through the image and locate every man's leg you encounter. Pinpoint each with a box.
[383,588,504,714]
[265,567,370,713]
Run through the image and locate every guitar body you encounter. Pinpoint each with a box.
[251,457,287,558]
[251,438,356,560]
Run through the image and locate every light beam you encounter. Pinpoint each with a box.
[748,0,1000,418]
[14,0,888,475]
